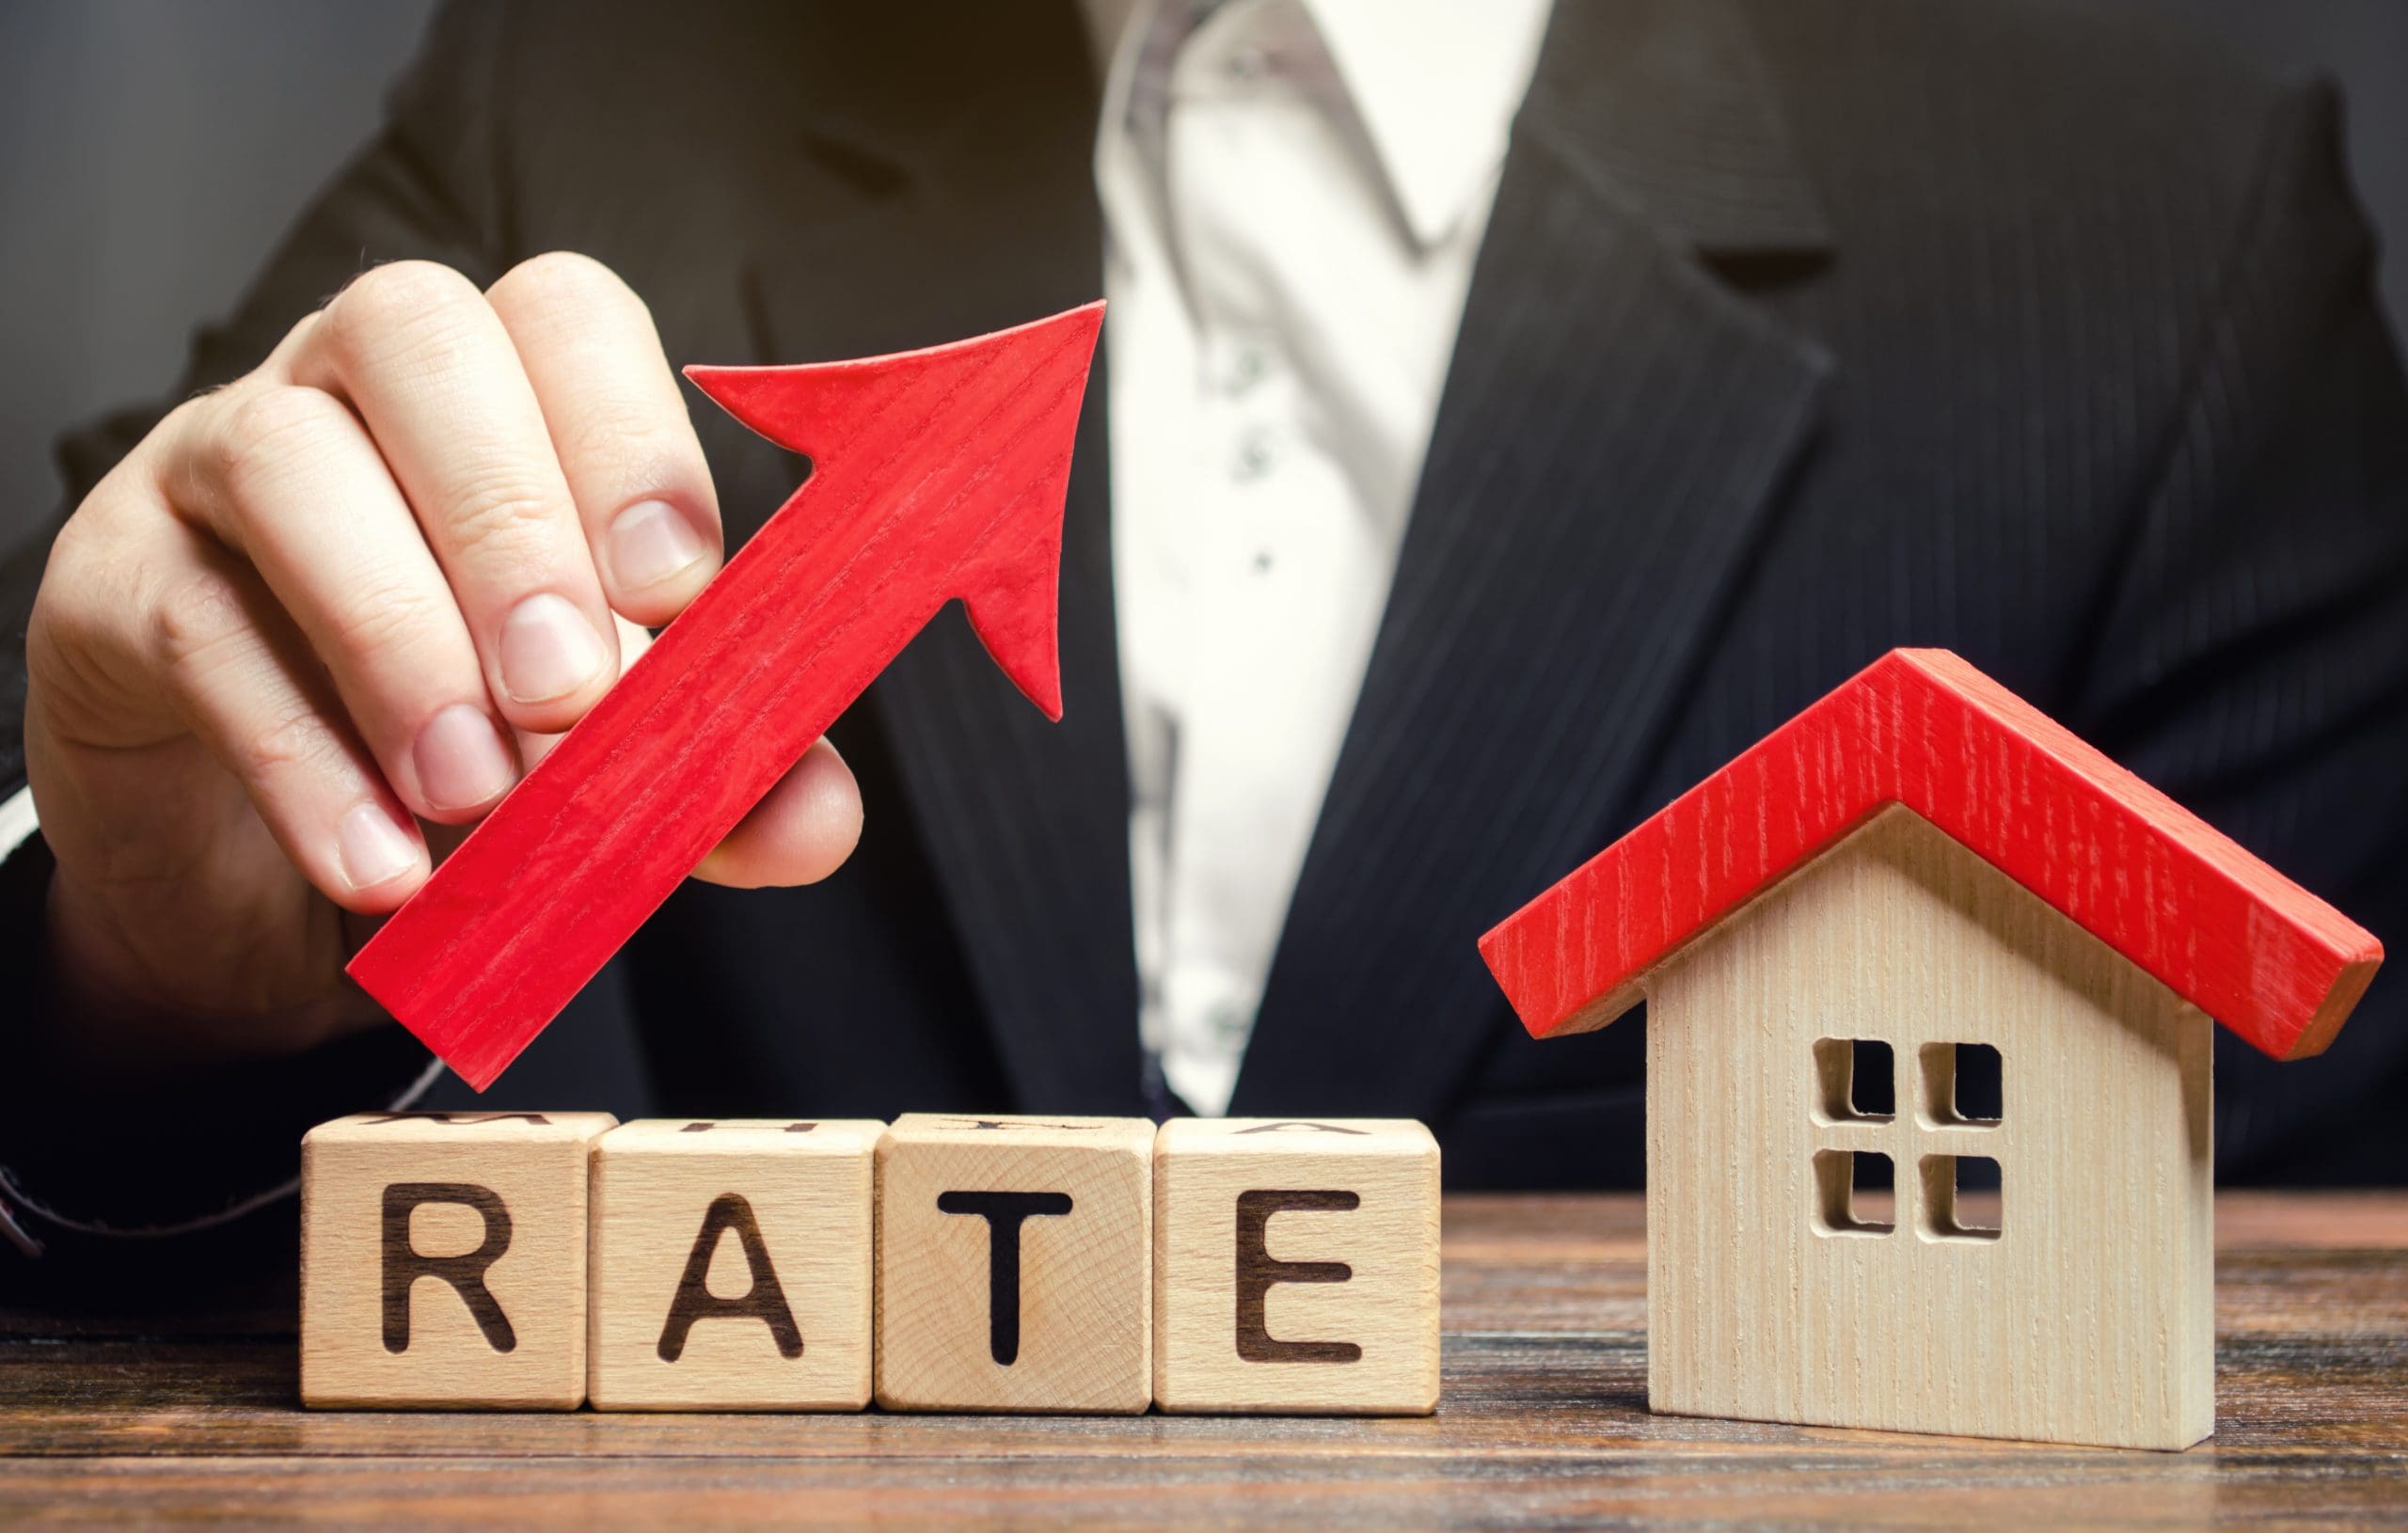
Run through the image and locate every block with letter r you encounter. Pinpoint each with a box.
[300,1112,615,1408]
[1152,1118,1440,1414]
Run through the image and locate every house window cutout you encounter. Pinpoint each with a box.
[1920,1154,2002,1241]
[1921,1042,2004,1126]
[1814,1037,1895,1122]
[1813,1148,1895,1236]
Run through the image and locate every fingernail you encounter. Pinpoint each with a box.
[608,498,708,592]
[412,703,517,813]
[337,802,419,890]
[499,593,606,704]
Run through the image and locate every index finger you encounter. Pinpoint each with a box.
[288,261,622,735]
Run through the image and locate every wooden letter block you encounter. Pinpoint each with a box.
[587,1119,881,1411]
[301,1112,614,1409]
[874,1114,1152,1413]
[1152,1118,1441,1415]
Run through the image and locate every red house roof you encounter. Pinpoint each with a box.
[1479,650,2381,1061]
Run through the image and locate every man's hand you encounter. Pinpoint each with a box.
[24,254,865,1067]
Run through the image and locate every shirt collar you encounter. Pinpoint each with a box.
[1300,0,1555,247]
[1090,0,1556,251]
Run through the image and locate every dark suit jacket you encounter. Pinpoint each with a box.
[5,0,2407,1269]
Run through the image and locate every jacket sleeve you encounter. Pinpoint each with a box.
[0,2,515,1274]
[2072,77,2408,1182]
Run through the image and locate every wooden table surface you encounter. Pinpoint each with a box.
[4,1192,2405,1529]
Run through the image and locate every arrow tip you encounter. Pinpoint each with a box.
[681,301,1104,464]
[686,303,1103,724]
[953,303,1101,723]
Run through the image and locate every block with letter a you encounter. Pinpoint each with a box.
[1152,1118,1441,1414]
[300,1112,615,1408]
[586,1119,881,1410]
[874,1114,1153,1413]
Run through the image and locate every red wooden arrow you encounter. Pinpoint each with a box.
[347,302,1104,1089]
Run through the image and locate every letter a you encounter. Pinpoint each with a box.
[657,1193,804,1363]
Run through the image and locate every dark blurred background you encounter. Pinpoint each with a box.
[2,0,2402,1113]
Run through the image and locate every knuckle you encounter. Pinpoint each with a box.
[336,259,483,324]
[147,394,230,506]
[562,400,681,470]
[320,577,451,661]
[321,260,485,370]
[269,308,324,365]
[155,392,220,452]
[149,566,255,680]
[209,385,343,492]
[231,699,341,785]
[31,482,169,688]
[441,464,571,559]
[489,250,646,328]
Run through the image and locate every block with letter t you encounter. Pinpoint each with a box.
[299,1111,615,1408]
[873,1114,1153,1413]
[1152,1118,1441,1414]
[586,1118,881,1410]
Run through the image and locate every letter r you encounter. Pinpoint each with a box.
[381,1182,516,1353]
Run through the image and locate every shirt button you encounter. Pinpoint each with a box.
[1225,44,1269,82]
[1232,429,1275,482]
[1228,344,1268,391]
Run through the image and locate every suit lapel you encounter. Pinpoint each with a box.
[1231,0,1836,1121]
[743,4,1144,1113]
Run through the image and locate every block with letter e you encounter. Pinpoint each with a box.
[874,1114,1152,1413]
[587,1118,880,1410]
[300,1111,615,1408]
[1153,1118,1440,1414]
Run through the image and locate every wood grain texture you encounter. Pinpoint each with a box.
[1153,1119,1440,1415]
[874,1114,1152,1414]
[300,1113,615,1410]
[6,1193,2405,1528]
[1479,648,2383,1061]
[347,303,1105,1091]
[587,1119,881,1412]
[1646,807,2214,1449]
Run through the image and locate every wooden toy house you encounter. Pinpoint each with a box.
[1479,650,2382,1450]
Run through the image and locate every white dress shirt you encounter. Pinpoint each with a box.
[1092,0,1553,1114]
